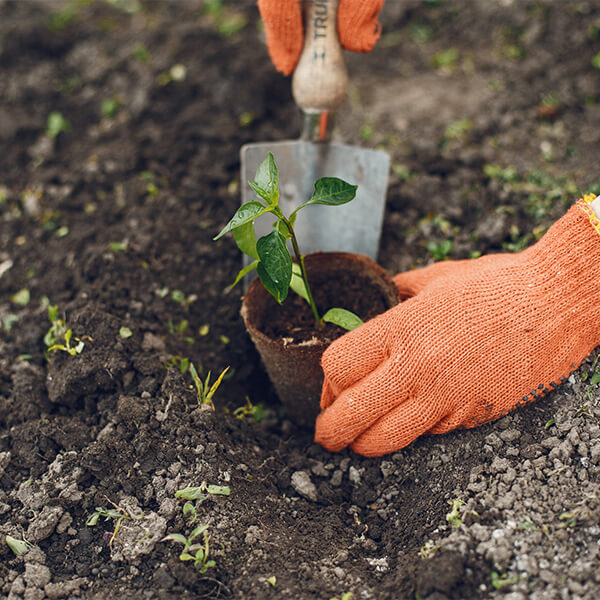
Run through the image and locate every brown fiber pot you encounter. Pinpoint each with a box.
[241,252,400,428]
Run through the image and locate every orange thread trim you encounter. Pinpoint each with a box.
[319,111,329,141]
[577,198,600,237]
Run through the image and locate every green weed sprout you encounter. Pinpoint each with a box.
[446,498,465,527]
[175,483,231,500]
[6,534,32,556]
[233,397,266,422]
[214,152,363,331]
[163,525,216,574]
[44,305,88,357]
[189,362,229,406]
[86,504,139,547]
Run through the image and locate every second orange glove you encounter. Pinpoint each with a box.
[258,0,385,75]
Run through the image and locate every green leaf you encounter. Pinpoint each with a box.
[175,487,208,500]
[46,111,70,138]
[206,484,230,496]
[307,177,358,207]
[6,535,30,556]
[163,533,187,544]
[256,231,292,303]
[119,326,132,339]
[256,262,283,303]
[48,304,59,322]
[11,288,30,307]
[206,367,230,402]
[86,513,100,526]
[290,263,309,303]
[214,201,266,240]
[230,260,258,289]
[248,181,271,204]
[590,371,600,385]
[232,220,258,259]
[190,525,209,540]
[322,308,364,331]
[273,219,292,239]
[254,152,278,202]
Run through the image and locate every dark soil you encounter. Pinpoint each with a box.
[1,1,600,599]
[260,271,391,342]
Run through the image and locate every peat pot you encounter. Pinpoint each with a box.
[241,252,400,427]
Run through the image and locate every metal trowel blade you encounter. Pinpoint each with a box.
[240,139,390,265]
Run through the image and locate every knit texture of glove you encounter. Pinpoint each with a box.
[315,200,600,457]
[257,0,384,75]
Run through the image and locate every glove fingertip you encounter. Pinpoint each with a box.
[314,410,349,452]
[258,0,304,75]
[338,0,385,53]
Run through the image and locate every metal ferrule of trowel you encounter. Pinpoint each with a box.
[240,0,390,287]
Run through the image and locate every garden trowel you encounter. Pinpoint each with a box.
[240,0,390,276]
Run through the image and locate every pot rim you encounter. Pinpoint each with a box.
[240,251,399,350]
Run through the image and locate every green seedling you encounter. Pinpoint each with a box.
[46,112,70,138]
[215,152,363,331]
[426,239,453,261]
[183,501,201,524]
[233,397,266,422]
[167,318,194,343]
[101,97,121,118]
[431,47,459,70]
[330,593,352,600]
[444,119,473,141]
[165,355,190,374]
[6,534,32,556]
[411,22,434,43]
[576,404,593,419]
[170,289,197,310]
[86,503,139,546]
[490,571,519,590]
[418,541,440,559]
[44,305,88,357]
[132,43,150,62]
[47,328,85,356]
[163,525,216,573]
[583,355,600,402]
[109,241,127,252]
[11,288,30,307]
[446,499,465,527]
[203,0,247,37]
[517,515,538,531]
[189,362,229,406]
[119,326,132,339]
[175,483,231,501]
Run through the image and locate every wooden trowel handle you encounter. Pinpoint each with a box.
[292,0,348,113]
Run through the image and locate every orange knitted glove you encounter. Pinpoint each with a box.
[257,0,385,75]
[315,200,600,457]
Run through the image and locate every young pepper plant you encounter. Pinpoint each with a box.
[214,152,363,331]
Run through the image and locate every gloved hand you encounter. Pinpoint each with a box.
[315,199,600,457]
[258,0,385,75]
